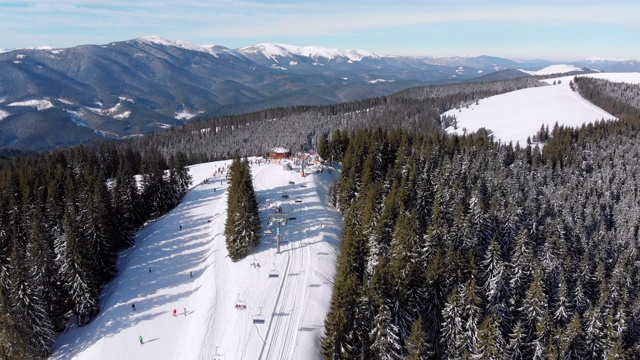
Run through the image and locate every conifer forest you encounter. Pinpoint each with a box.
[320,78,640,358]
[2,75,640,358]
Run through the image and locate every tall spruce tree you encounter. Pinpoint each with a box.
[224,156,261,261]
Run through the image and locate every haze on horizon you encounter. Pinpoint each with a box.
[0,0,638,61]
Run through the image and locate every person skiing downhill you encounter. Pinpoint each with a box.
[139,335,143,345]
[132,303,135,311]
[173,309,177,316]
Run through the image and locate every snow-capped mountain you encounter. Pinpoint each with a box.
[1,35,639,151]
[238,43,382,64]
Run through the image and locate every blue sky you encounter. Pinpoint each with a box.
[1,0,638,60]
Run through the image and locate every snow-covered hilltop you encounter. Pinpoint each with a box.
[50,157,343,360]
[518,64,586,76]
[443,72,640,145]
[238,43,382,63]
[134,35,243,58]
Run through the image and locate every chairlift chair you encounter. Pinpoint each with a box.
[253,307,265,324]
[235,293,247,310]
[268,263,279,278]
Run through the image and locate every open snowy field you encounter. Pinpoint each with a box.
[444,72,640,145]
[50,157,342,360]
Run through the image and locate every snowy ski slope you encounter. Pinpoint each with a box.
[444,72,640,145]
[50,158,342,360]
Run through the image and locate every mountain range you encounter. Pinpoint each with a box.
[1,36,639,151]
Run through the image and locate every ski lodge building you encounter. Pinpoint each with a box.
[268,147,291,159]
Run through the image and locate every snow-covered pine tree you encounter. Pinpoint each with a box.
[471,311,505,360]
[441,286,465,359]
[55,194,99,326]
[405,317,433,360]
[369,299,403,360]
[224,156,260,261]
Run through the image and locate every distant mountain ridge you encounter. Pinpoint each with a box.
[0,36,637,151]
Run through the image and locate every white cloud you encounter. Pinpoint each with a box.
[0,1,639,59]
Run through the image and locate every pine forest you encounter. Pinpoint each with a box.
[1,75,640,358]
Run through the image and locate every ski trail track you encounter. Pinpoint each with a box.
[50,158,343,360]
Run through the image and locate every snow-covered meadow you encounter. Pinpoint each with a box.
[50,157,342,360]
[444,72,640,145]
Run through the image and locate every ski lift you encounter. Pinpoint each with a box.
[253,307,265,324]
[268,263,279,278]
[213,346,226,360]
[235,293,247,310]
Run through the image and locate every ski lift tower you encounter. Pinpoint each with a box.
[268,213,288,254]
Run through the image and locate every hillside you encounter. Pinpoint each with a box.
[50,158,343,360]
[3,36,639,152]
[0,37,489,151]
[443,72,640,144]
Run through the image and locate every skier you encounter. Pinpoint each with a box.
[184,307,187,315]
[179,225,182,230]
[173,309,177,317]
[139,335,143,345]
[190,271,193,278]
[148,267,151,273]
[132,303,136,311]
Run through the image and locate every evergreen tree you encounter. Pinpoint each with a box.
[224,156,261,261]
[369,298,403,360]
[405,317,433,360]
[471,311,505,360]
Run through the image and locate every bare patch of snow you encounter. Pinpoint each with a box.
[0,109,10,120]
[114,111,131,119]
[175,109,203,120]
[16,54,25,59]
[57,98,74,105]
[368,79,395,84]
[8,99,54,110]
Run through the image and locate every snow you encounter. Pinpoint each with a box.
[519,64,584,76]
[58,98,74,105]
[85,100,133,119]
[270,147,290,153]
[175,110,201,120]
[114,111,131,119]
[50,157,342,360]
[239,43,380,62]
[136,36,240,59]
[8,99,54,110]
[66,110,90,128]
[444,72,640,145]
[0,109,10,120]
[368,79,395,84]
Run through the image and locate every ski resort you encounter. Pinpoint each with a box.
[49,158,342,360]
